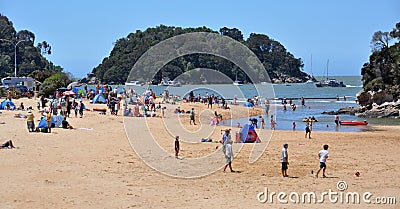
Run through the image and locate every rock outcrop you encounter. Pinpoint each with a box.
[356,101,400,118]
[352,90,399,118]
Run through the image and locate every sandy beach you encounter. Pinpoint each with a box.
[0,97,399,208]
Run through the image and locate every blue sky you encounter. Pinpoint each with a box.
[2,0,399,78]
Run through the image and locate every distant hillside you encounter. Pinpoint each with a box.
[88,25,312,84]
[0,14,62,79]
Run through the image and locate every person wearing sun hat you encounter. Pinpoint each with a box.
[26,109,35,132]
[280,143,289,177]
[220,129,231,154]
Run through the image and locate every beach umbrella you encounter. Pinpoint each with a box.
[63,91,76,96]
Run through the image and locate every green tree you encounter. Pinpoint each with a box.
[362,22,400,99]
[39,72,72,97]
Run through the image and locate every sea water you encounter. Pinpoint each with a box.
[85,76,399,132]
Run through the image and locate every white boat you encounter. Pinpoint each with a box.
[305,79,315,84]
[125,80,143,86]
[316,60,346,87]
[305,54,317,84]
[233,73,243,86]
[158,79,181,87]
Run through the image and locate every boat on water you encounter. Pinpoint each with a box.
[125,80,143,86]
[305,55,317,84]
[233,80,243,86]
[158,80,182,87]
[316,59,346,87]
[316,79,346,87]
[233,72,243,86]
[339,120,368,126]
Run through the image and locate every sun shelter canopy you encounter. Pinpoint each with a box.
[239,124,260,143]
[0,100,16,110]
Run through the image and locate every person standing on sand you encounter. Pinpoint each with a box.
[175,136,180,159]
[189,108,196,125]
[73,100,78,118]
[207,95,213,109]
[79,101,85,118]
[26,110,35,132]
[305,121,311,139]
[292,121,296,131]
[335,114,339,126]
[259,116,265,129]
[223,139,234,173]
[316,144,330,178]
[270,115,276,130]
[46,110,52,133]
[281,143,289,177]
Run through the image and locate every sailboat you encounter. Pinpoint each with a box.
[233,72,243,86]
[316,59,346,87]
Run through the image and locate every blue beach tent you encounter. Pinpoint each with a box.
[0,100,16,110]
[92,93,107,104]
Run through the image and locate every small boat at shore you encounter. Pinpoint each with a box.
[339,120,368,126]
[125,80,143,86]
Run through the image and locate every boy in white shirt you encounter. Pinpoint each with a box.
[280,143,289,177]
[316,144,330,178]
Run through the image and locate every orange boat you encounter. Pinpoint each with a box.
[339,120,368,126]
[93,107,107,112]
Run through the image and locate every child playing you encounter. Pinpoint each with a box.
[316,144,330,178]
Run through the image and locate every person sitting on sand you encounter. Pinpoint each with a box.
[19,102,25,110]
[62,118,74,129]
[1,140,15,149]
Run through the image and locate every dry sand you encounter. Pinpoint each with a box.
[0,98,399,208]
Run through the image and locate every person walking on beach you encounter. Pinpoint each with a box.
[221,129,231,154]
[281,143,289,177]
[292,121,296,131]
[334,114,339,126]
[305,121,311,139]
[223,139,234,173]
[316,144,330,178]
[189,108,196,125]
[175,136,180,159]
